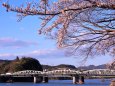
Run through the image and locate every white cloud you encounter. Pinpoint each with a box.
[0,49,65,59]
[0,53,16,60]
[0,53,14,57]
[23,49,65,58]
[0,37,38,48]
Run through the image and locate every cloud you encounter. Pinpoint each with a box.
[0,49,79,66]
[0,49,65,59]
[26,49,65,58]
[0,37,38,48]
[0,53,17,60]
[0,53,15,59]
[0,53,14,57]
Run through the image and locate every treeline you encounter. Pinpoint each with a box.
[42,64,77,71]
[0,57,108,74]
[42,64,107,71]
[0,57,43,74]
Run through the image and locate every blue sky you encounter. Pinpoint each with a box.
[0,0,113,67]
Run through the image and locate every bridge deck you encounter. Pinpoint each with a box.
[0,69,115,77]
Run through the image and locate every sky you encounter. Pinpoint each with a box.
[0,0,113,67]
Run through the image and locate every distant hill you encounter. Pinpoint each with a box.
[78,64,107,70]
[42,64,77,70]
[42,64,107,70]
[56,64,76,69]
[0,59,11,63]
[0,57,43,73]
[0,58,108,73]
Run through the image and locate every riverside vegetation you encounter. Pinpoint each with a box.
[0,56,109,74]
[0,57,114,82]
[0,57,43,74]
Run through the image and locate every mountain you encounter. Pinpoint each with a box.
[78,64,107,70]
[56,64,76,69]
[43,64,107,70]
[42,64,77,70]
[0,58,107,73]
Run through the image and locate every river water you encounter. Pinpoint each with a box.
[0,79,111,86]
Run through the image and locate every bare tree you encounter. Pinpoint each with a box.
[2,0,115,60]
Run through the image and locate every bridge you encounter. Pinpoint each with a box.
[0,69,115,84]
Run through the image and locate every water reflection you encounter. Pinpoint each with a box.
[0,79,111,86]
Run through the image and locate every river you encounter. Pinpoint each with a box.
[0,79,111,86]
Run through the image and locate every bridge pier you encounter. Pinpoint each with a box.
[73,76,79,84]
[79,76,84,84]
[42,77,48,83]
[34,77,37,83]
[34,76,42,83]
[73,76,84,84]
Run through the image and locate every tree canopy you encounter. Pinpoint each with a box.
[107,59,115,70]
[0,57,43,73]
[10,57,43,72]
[2,0,115,60]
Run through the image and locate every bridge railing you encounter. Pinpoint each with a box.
[82,69,115,76]
[1,69,115,77]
